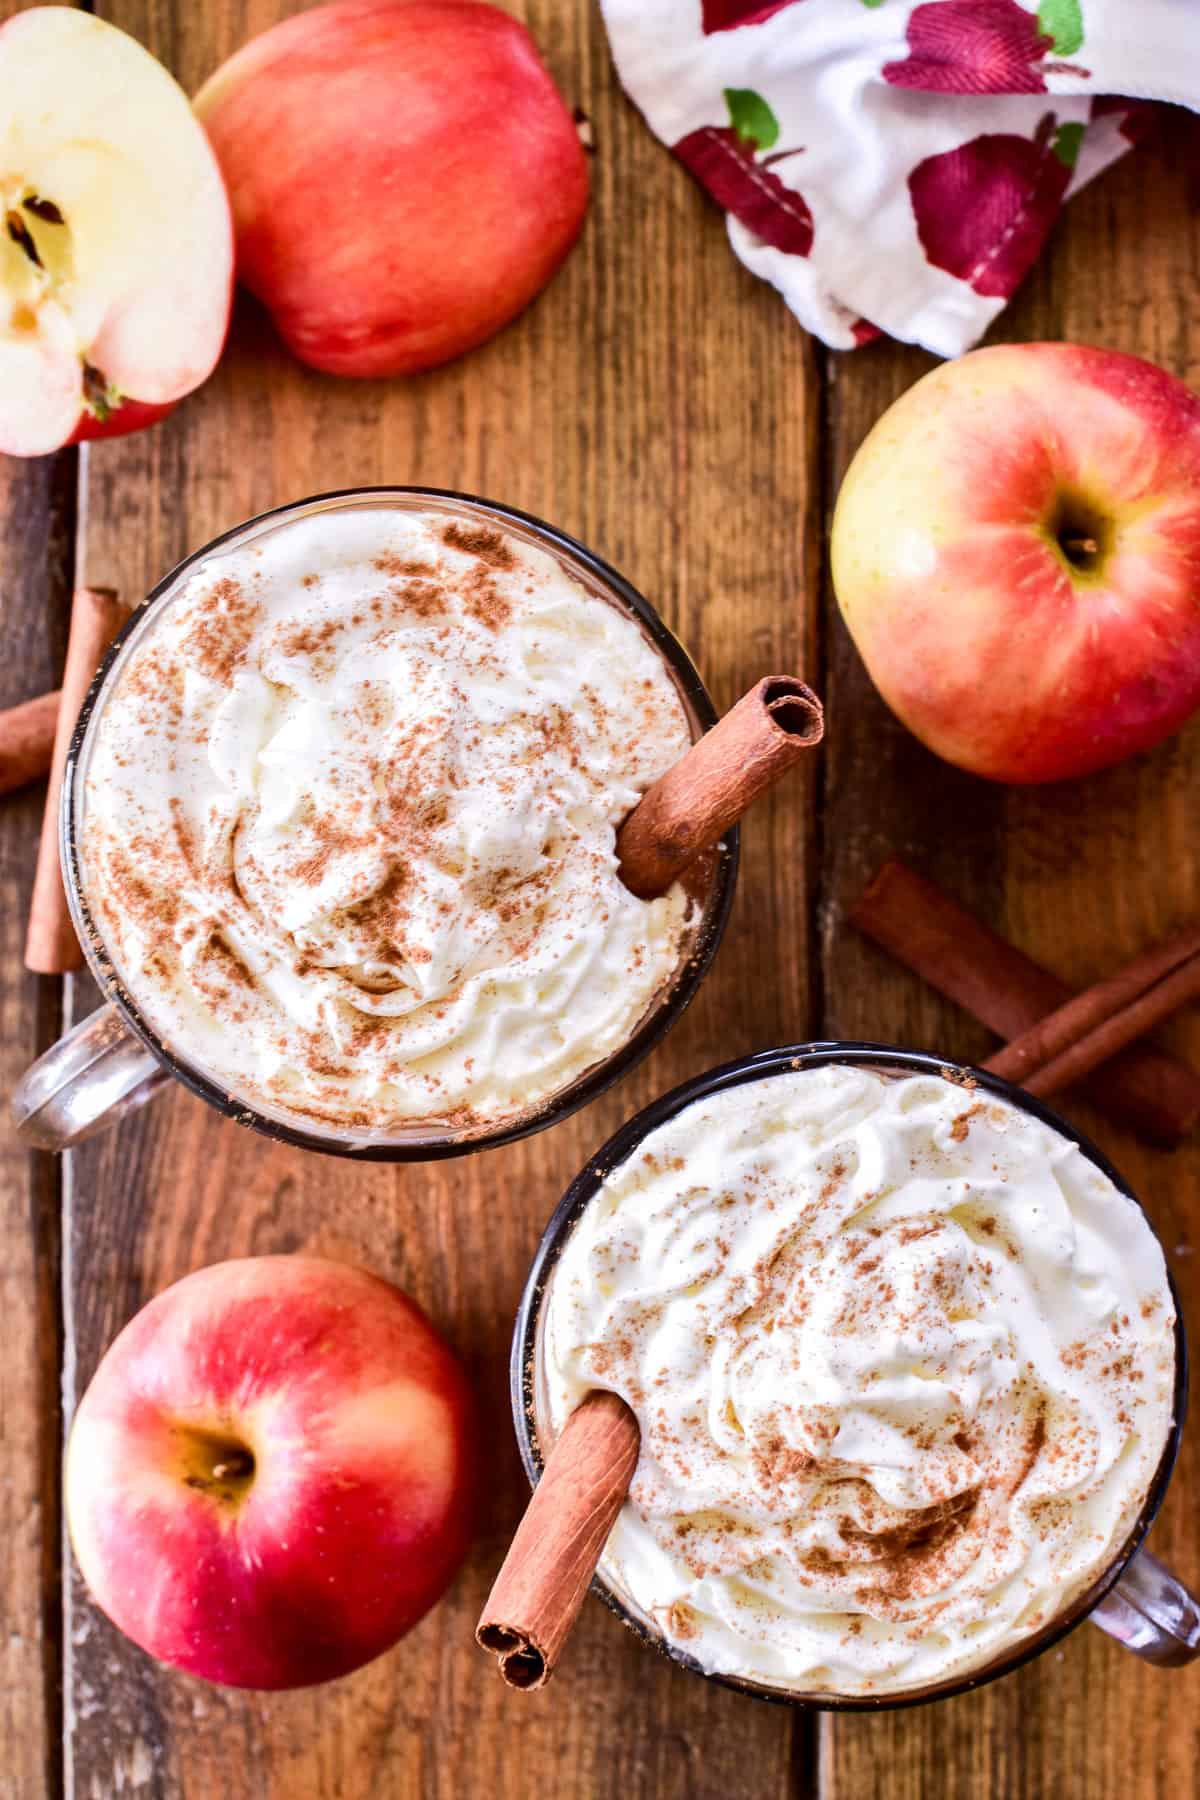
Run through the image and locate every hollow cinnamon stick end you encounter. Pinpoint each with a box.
[474,1622,550,1691]
[476,1391,640,1690]
[616,673,823,899]
[762,676,824,748]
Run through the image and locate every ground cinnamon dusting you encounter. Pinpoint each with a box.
[81,507,703,1137]
[178,577,261,684]
[442,521,515,570]
[538,1064,1177,1694]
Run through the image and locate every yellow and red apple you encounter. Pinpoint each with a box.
[195,0,589,379]
[831,343,1200,783]
[66,1257,475,1690]
[0,9,233,457]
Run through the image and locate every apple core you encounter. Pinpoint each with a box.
[3,190,70,330]
[174,1425,258,1508]
[1047,490,1113,577]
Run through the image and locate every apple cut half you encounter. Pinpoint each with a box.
[0,8,233,457]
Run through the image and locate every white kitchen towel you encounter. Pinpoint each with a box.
[598,0,1194,356]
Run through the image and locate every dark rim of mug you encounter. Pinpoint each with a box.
[58,487,739,1162]
[511,1041,1189,1711]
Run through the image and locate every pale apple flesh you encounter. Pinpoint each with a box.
[195,0,588,379]
[831,343,1200,784]
[66,1257,475,1690]
[0,8,233,456]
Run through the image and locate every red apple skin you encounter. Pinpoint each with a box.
[194,0,589,379]
[66,1257,475,1690]
[830,344,1200,784]
[69,398,177,445]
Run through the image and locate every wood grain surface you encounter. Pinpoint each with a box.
[819,118,1200,1800]
[0,1,1196,1795]
[0,453,72,1800]
[63,1,815,1795]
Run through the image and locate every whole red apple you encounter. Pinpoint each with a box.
[194,0,589,379]
[66,1256,475,1689]
[831,343,1200,783]
[0,9,232,457]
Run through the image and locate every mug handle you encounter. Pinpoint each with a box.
[1090,1547,1200,1665]
[10,1003,168,1150]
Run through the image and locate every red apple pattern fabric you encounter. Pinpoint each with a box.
[599,0,1196,355]
[881,0,1088,94]
[675,90,814,256]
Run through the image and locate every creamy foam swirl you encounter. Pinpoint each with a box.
[81,507,696,1135]
[542,1066,1177,1696]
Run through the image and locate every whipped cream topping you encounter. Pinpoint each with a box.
[80,506,698,1136]
[541,1065,1177,1696]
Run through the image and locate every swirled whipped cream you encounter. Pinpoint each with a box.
[80,507,698,1135]
[542,1065,1177,1696]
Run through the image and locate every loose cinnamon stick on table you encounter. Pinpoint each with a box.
[477,1391,640,1690]
[850,858,1200,1146]
[0,689,60,796]
[985,923,1200,1088]
[985,934,1200,1099]
[25,586,128,975]
[616,676,823,899]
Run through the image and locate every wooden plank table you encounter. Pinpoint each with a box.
[1,2,1197,1794]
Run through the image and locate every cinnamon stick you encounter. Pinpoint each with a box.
[984,925,1200,1090]
[616,676,823,899]
[25,587,127,975]
[0,689,60,796]
[986,944,1200,1099]
[850,857,1200,1146]
[477,1391,640,1690]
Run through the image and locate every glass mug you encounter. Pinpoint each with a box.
[514,1044,1200,1708]
[11,489,737,1161]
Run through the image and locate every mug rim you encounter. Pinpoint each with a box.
[511,1040,1189,1711]
[58,486,739,1161]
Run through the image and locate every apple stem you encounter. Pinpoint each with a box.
[209,1449,254,1481]
[760,146,807,170]
[1064,537,1099,557]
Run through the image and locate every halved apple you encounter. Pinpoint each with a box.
[0,8,233,457]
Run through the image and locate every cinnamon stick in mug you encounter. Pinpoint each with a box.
[0,689,60,797]
[25,587,128,975]
[616,676,824,899]
[477,1390,639,1690]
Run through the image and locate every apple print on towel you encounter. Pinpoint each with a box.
[1092,94,1160,147]
[909,111,1082,296]
[883,0,1089,94]
[675,89,813,256]
[700,0,800,34]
